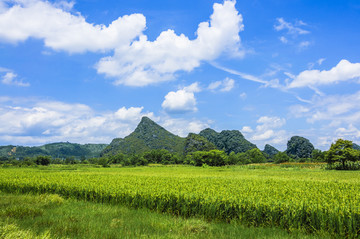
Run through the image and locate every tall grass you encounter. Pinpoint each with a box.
[0,166,359,237]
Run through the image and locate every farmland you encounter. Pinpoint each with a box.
[0,164,359,238]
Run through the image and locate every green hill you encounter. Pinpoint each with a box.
[0,142,107,159]
[262,144,280,158]
[183,133,216,155]
[101,117,185,156]
[199,128,257,154]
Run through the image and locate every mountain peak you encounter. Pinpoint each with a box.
[134,116,164,134]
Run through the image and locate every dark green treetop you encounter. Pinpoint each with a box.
[199,128,257,154]
[286,136,314,159]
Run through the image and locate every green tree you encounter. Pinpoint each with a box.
[185,150,228,166]
[325,139,360,169]
[312,149,325,162]
[246,148,266,164]
[273,152,291,164]
[35,155,51,166]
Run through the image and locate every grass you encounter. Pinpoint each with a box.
[0,192,329,239]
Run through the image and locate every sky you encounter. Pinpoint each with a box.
[0,0,360,150]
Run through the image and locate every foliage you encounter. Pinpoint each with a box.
[199,128,257,154]
[34,156,51,166]
[1,166,360,237]
[286,136,314,159]
[312,149,326,162]
[262,144,279,159]
[245,148,267,163]
[183,133,216,155]
[0,143,107,159]
[325,139,360,170]
[273,152,291,164]
[142,149,179,165]
[185,150,228,166]
[101,117,185,156]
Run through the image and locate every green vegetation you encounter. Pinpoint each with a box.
[199,128,257,154]
[286,136,314,159]
[262,144,279,159]
[101,117,185,156]
[0,192,325,239]
[184,133,216,155]
[0,142,107,160]
[325,139,360,170]
[0,165,359,237]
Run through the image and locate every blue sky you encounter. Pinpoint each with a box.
[1,0,360,150]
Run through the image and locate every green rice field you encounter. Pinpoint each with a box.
[0,164,359,237]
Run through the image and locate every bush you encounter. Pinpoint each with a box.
[185,150,228,167]
[273,152,291,164]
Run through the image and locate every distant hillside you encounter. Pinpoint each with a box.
[184,133,216,155]
[262,144,279,158]
[199,128,257,154]
[101,117,185,156]
[0,142,107,159]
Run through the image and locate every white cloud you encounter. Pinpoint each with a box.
[183,82,201,93]
[208,77,235,92]
[0,98,154,145]
[162,83,199,114]
[241,116,288,149]
[160,117,210,137]
[1,71,30,87]
[0,0,146,53]
[288,59,360,89]
[0,97,212,145]
[274,18,310,35]
[298,41,310,49]
[0,0,244,86]
[317,58,326,65]
[288,91,360,147]
[241,126,253,133]
[240,92,247,100]
[279,36,288,43]
[96,0,244,86]
[291,91,360,125]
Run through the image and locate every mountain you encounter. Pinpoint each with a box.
[199,128,257,154]
[286,136,314,159]
[183,133,216,155]
[0,142,107,159]
[262,144,280,158]
[353,143,360,151]
[101,117,185,156]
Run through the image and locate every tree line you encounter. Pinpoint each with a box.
[1,138,359,170]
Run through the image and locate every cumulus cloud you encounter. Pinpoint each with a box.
[0,97,213,145]
[241,116,287,149]
[1,70,29,87]
[0,0,146,53]
[160,117,210,137]
[0,98,154,145]
[288,59,360,89]
[162,83,200,114]
[208,77,235,92]
[0,0,244,86]
[96,0,244,86]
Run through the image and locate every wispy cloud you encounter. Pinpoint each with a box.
[1,70,30,87]
[274,18,310,36]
